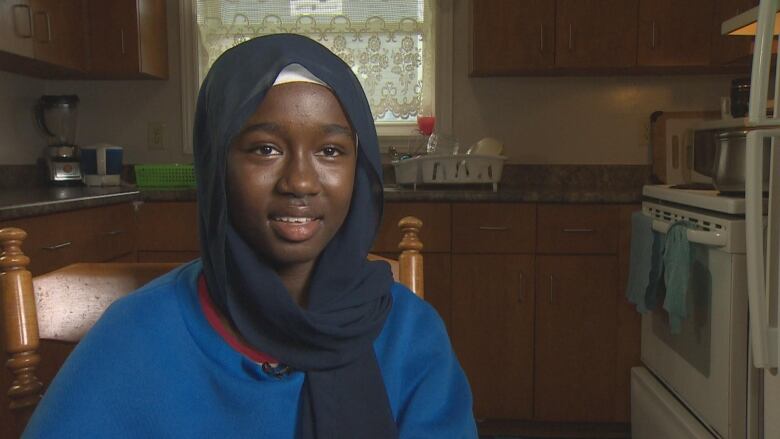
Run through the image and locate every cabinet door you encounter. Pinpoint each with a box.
[30,0,86,71]
[534,255,618,422]
[0,0,34,57]
[452,254,534,420]
[638,0,712,67]
[87,0,168,79]
[87,0,139,75]
[135,201,200,262]
[555,0,638,69]
[712,0,758,65]
[471,0,555,75]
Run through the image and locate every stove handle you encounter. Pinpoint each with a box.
[651,220,727,248]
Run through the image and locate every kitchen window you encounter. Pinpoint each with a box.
[180,0,450,153]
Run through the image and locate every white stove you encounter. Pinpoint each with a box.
[642,184,767,216]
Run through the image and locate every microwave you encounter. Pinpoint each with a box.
[660,116,759,186]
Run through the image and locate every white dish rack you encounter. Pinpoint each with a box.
[392,154,507,191]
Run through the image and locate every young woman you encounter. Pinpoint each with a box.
[24,34,477,438]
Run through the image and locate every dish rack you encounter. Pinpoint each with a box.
[392,154,507,191]
[134,164,196,188]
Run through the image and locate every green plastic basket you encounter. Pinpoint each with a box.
[134,164,196,188]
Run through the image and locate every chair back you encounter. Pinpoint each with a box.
[0,215,423,417]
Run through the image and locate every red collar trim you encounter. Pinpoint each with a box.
[198,273,278,364]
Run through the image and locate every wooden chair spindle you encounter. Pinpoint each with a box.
[398,216,424,299]
[0,227,43,409]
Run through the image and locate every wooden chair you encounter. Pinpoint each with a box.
[0,216,423,432]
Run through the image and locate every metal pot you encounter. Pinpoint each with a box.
[713,131,771,193]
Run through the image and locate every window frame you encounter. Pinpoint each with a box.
[178,0,452,154]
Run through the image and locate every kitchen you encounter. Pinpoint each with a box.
[0,0,772,438]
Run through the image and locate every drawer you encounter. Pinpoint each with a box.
[2,210,87,275]
[0,203,137,275]
[372,202,451,253]
[452,203,535,254]
[537,204,619,254]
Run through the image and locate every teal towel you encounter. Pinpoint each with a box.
[662,221,694,334]
[625,212,664,313]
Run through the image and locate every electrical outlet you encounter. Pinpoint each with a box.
[147,122,166,151]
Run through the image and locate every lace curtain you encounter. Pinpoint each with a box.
[195,0,435,123]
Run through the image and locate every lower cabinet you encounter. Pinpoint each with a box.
[135,201,199,263]
[534,255,618,422]
[0,203,136,275]
[452,254,535,421]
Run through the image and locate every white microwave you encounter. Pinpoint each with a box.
[662,116,757,186]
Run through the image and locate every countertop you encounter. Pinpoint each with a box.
[0,183,643,222]
[0,164,650,221]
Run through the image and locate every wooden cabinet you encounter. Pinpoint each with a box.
[534,255,618,422]
[471,0,749,75]
[471,0,555,75]
[86,0,168,79]
[712,0,758,65]
[452,254,535,421]
[450,203,536,421]
[29,0,87,72]
[554,0,638,69]
[452,203,535,254]
[0,0,168,78]
[0,203,136,276]
[135,201,200,263]
[0,0,34,58]
[537,204,619,254]
[638,0,712,67]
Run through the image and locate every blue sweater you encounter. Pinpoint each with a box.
[24,261,478,438]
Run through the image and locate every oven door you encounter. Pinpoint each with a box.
[640,225,749,438]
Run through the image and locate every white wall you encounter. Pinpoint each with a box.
[0,71,46,164]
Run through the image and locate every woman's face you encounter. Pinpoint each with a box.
[227,82,357,269]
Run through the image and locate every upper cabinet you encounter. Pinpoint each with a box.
[0,0,34,58]
[712,0,759,65]
[0,0,167,79]
[637,0,712,67]
[87,0,168,79]
[555,0,638,69]
[471,0,753,76]
[471,0,555,75]
[29,0,87,72]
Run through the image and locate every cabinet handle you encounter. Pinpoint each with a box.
[103,230,124,236]
[568,24,573,51]
[651,21,656,49]
[42,241,72,251]
[539,24,544,53]
[563,228,595,233]
[518,271,524,303]
[120,29,126,54]
[478,226,509,231]
[12,4,32,38]
[33,11,51,43]
[549,274,554,303]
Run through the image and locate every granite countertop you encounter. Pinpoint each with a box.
[0,185,141,221]
[0,164,649,221]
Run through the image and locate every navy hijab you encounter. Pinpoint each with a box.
[193,35,397,438]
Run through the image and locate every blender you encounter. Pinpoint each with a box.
[35,95,82,184]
